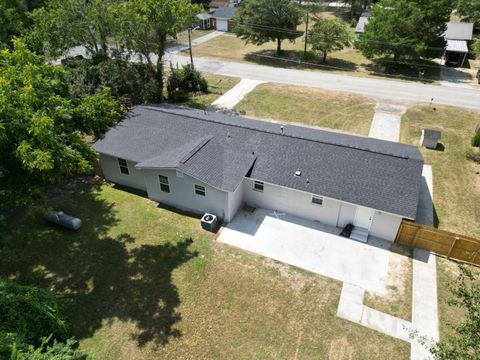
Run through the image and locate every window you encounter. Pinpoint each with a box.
[159,175,170,193]
[176,169,184,178]
[194,184,206,196]
[253,180,264,192]
[118,158,129,175]
[312,196,323,206]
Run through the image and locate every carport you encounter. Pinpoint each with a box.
[218,208,392,294]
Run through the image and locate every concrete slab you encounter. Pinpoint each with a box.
[211,79,264,109]
[218,209,391,294]
[361,307,412,342]
[415,165,434,227]
[337,283,365,322]
[368,101,406,142]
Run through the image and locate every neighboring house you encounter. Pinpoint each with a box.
[93,105,424,243]
[197,13,213,30]
[355,15,474,67]
[209,0,241,10]
[211,7,237,32]
[443,22,474,67]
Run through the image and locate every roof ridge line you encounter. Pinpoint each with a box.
[143,106,412,160]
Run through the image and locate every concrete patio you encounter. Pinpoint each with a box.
[217,208,392,294]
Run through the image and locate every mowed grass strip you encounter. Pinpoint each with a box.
[235,83,375,135]
[400,104,480,238]
[1,181,410,360]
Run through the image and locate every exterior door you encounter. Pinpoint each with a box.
[354,206,374,230]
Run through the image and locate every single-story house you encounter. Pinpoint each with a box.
[196,13,213,30]
[209,0,241,11]
[211,7,236,32]
[93,105,424,243]
[443,22,474,67]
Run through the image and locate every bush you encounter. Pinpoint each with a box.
[167,64,208,101]
[472,128,480,147]
[0,280,68,348]
[10,337,87,360]
[63,56,161,105]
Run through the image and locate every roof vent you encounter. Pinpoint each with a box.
[280,125,284,135]
[295,170,301,177]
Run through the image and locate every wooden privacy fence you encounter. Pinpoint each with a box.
[395,220,480,266]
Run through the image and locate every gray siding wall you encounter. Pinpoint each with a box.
[227,183,244,222]
[242,179,342,227]
[370,211,403,242]
[143,169,229,221]
[99,154,147,191]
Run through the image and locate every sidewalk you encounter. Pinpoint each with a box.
[211,79,264,109]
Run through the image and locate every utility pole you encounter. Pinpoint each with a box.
[188,28,194,69]
[304,12,309,57]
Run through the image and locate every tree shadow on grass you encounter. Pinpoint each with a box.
[244,49,358,72]
[0,178,198,347]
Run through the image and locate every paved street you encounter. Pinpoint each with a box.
[166,54,480,111]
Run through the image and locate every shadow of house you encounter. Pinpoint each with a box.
[0,179,198,347]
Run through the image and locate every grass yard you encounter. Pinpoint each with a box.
[235,83,376,136]
[436,256,480,341]
[400,104,480,238]
[165,73,240,109]
[166,29,214,48]
[0,179,410,360]
[364,245,413,321]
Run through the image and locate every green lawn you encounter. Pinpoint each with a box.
[166,29,214,48]
[165,73,240,109]
[235,83,375,136]
[400,104,480,238]
[0,179,410,359]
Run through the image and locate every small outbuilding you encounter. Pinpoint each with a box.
[211,7,237,32]
[443,22,474,67]
[420,129,441,150]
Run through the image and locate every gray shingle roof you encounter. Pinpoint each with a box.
[212,6,236,19]
[94,105,424,219]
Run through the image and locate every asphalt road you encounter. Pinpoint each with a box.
[166,54,480,111]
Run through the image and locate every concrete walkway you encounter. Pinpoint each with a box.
[211,79,264,109]
[368,101,407,142]
[166,31,224,54]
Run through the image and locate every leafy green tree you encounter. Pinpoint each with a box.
[356,0,453,61]
[457,0,480,28]
[114,0,201,102]
[431,264,480,359]
[167,64,208,101]
[309,19,352,62]
[234,0,304,55]
[0,40,120,203]
[28,0,118,57]
[10,338,87,360]
[472,38,480,59]
[0,0,45,48]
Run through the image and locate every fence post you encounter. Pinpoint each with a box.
[447,236,459,259]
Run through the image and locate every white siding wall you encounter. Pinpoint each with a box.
[242,179,342,227]
[142,169,229,221]
[369,211,403,242]
[99,154,147,191]
[337,203,357,228]
[227,183,244,222]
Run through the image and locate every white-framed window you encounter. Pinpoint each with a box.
[194,184,206,196]
[312,196,323,206]
[159,175,170,193]
[176,169,184,178]
[253,180,264,192]
[118,158,129,175]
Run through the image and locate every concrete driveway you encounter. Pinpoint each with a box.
[218,209,391,294]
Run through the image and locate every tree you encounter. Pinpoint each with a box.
[473,38,480,59]
[0,40,120,203]
[28,0,118,57]
[233,0,304,55]
[456,0,480,29]
[309,19,352,62]
[431,264,480,359]
[114,0,201,102]
[356,0,453,61]
[0,0,45,48]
